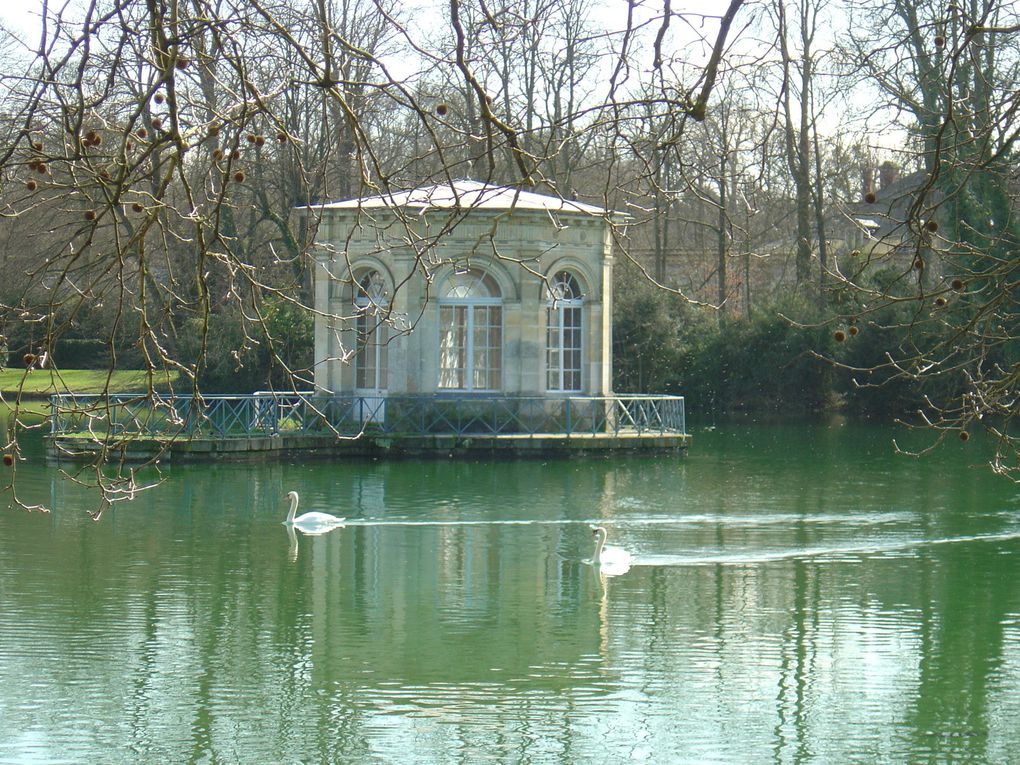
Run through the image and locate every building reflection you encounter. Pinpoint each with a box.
[13,449,1020,761]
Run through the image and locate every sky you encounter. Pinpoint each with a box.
[0,2,40,37]
[0,0,906,155]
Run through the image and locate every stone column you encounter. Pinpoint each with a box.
[312,248,332,393]
[388,248,417,394]
[518,274,543,395]
[523,214,542,395]
[597,224,614,395]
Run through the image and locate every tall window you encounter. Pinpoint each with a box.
[354,270,388,391]
[546,271,583,392]
[439,269,502,390]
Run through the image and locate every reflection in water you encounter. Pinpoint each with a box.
[282,523,346,563]
[0,424,1019,762]
[287,522,299,561]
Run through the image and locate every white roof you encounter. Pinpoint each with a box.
[304,179,608,216]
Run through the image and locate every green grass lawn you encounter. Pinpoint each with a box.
[2,368,183,419]
[0,368,182,397]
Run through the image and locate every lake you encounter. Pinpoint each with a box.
[2,422,1019,763]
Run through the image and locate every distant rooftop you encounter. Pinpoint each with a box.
[304,179,608,216]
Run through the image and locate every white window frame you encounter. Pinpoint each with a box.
[438,270,503,391]
[354,271,389,392]
[546,271,584,393]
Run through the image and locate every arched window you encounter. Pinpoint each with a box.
[439,269,502,390]
[546,271,583,392]
[354,270,389,391]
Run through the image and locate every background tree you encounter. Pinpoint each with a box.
[4,0,1020,510]
[837,0,1020,476]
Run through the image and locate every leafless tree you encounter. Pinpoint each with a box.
[0,0,747,511]
[834,0,1020,478]
[4,0,1018,515]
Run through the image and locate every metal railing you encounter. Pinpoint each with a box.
[49,393,686,440]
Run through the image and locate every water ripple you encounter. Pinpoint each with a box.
[636,530,1020,567]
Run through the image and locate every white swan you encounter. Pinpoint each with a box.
[283,491,346,534]
[591,525,633,576]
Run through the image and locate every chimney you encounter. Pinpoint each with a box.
[862,167,875,202]
[879,161,899,191]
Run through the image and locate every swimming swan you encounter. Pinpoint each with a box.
[591,525,633,575]
[284,491,346,534]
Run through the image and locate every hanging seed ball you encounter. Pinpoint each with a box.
[959,430,970,442]
[246,133,256,144]
[2,454,13,467]
[925,219,939,232]
[833,329,847,343]
[935,35,945,48]
[151,117,162,130]
[951,277,965,291]
[131,202,144,213]
[435,103,449,116]
[136,127,148,139]
[276,131,287,143]
[175,56,190,70]
[233,170,246,183]
[255,135,265,147]
[935,296,947,307]
[230,149,241,160]
[848,325,859,337]
[23,353,36,366]
[914,258,925,270]
[864,191,877,204]
[35,163,48,174]
[25,178,37,191]
[31,141,43,152]
[154,93,165,105]
[84,209,97,221]
[212,148,224,161]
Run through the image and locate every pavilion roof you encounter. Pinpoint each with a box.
[304,179,608,216]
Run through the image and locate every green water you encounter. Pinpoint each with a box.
[1,423,1019,763]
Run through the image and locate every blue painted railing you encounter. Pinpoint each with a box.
[49,393,686,439]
